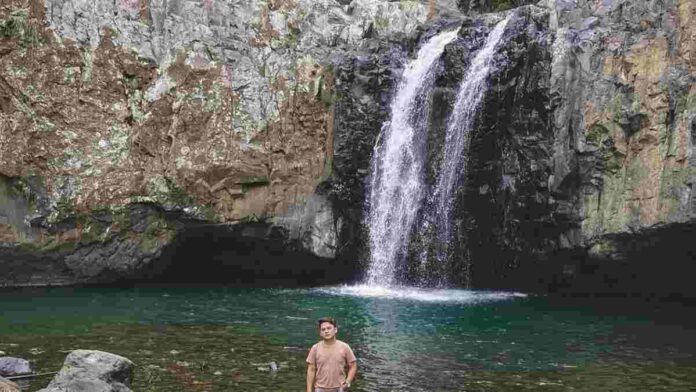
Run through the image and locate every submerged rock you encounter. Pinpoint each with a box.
[37,350,134,392]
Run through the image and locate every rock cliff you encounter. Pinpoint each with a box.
[330,0,696,297]
[447,0,696,296]
[1,0,694,295]
[0,0,429,285]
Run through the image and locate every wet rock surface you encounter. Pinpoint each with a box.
[451,0,696,297]
[446,5,556,288]
[321,50,405,270]
[393,0,696,297]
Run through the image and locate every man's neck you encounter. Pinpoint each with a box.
[322,337,337,346]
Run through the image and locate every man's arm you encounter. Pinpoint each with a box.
[306,363,316,392]
[345,361,357,387]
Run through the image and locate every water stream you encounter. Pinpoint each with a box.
[428,15,513,279]
[365,30,459,287]
[367,15,514,287]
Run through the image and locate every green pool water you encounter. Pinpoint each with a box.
[1,286,695,391]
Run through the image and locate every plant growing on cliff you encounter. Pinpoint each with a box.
[399,0,419,11]
[373,17,390,31]
[0,9,41,49]
[82,49,94,83]
[139,214,176,253]
[315,74,336,110]
[586,123,624,174]
[492,0,513,11]
[122,74,150,124]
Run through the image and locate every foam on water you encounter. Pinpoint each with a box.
[313,284,526,304]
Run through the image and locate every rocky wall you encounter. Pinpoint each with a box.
[462,0,696,296]
[0,0,430,286]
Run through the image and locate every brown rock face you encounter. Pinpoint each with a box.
[0,0,335,286]
[571,0,696,238]
[0,0,333,222]
[584,36,685,230]
[679,0,696,72]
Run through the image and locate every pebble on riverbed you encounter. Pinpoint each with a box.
[255,361,280,372]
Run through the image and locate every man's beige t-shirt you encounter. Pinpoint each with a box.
[306,340,356,389]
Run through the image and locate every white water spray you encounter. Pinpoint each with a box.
[433,15,512,248]
[365,30,459,287]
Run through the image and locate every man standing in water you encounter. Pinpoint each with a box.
[306,317,357,392]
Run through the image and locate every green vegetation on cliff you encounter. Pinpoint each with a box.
[0,9,40,49]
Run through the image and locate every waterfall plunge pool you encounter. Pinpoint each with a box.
[2,286,696,391]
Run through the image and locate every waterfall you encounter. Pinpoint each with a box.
[431,15,512,255]
[365,30,459,287]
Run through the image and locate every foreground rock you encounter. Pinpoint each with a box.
[0,357,31,377]
[0,376,20,392]
[38,350,134,392]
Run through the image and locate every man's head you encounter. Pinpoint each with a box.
[317,317,338,341]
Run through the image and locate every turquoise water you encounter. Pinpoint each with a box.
[1,286,696,391]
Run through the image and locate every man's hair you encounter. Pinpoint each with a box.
[317,317,337,328]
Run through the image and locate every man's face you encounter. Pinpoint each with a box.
[319,322,337,340]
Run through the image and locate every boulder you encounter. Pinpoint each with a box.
[274,194,342,259]
[37,350,134,392]
[0,357,31,377]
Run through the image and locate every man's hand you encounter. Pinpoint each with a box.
[341,380,351,390]
[344,361,357,390]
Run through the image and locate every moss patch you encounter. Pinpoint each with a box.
[0,8,41,49]
[586,122,625,174]
[138,213,176,253]
[492,0,514,11]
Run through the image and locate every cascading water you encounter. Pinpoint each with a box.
[365,30,459,287]
[428,15,513,274]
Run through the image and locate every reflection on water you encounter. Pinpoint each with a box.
[1,286,696,391]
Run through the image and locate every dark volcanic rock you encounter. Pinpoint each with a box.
[459,6,557,289]
[319,49,405,272]
[406,6,555,288]
[131,219,356,287]
[0,200,176,287]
